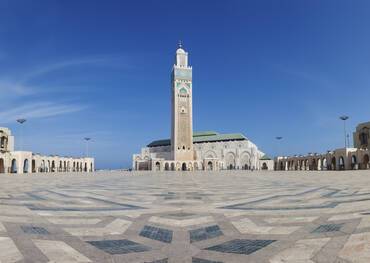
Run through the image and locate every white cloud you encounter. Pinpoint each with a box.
[0,102,86,123]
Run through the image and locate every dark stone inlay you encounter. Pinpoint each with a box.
[312,223,343,233]
[166,212,195,218]
[205,239,275,255]
[192,257,223,263]
[87,239,151,254]
[145,259,168,263]
[21,226,49,235]
[190,225,223,243]
[140,225,173,243]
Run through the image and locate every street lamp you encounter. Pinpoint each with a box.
[16,118,26,151]
[275,136,283,156]
[339,115,349,148]
[84,137,91,157]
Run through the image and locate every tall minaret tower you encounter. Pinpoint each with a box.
[171,42,194,161]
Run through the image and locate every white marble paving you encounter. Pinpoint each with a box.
[63,218,131,236]
[0,237,23,263]
[269,238,330,263]
[149,215,214,227]
[33,239,91,263]
[232,217,301,235]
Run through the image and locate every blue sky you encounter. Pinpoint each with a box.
[1,0,370,169]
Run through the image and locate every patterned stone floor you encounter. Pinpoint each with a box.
[1,170,370,262]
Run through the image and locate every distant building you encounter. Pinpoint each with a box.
[275,122,370,171]
[133,43,273,171]
[0,127,94,174]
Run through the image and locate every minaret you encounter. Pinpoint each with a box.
[171,41,194,161]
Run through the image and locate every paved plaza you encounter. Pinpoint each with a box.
[1,171,370,262]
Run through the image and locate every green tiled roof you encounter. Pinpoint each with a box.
[147,131,247,147]
[260,154,272,160]
[193,131,219,137]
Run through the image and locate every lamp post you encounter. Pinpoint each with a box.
[84,137,91,157]
[339,115,349,148]
[16,118,26,151]
[276,136,283,155]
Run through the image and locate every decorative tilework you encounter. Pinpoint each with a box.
[192,258,222,263]
[21,226,49,235]
[87,239,151,254]
[189,225,223,243]
[312,223,343,233]
[140,225,173,243]
[205,239,275,255]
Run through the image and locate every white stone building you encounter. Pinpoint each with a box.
[275,121,370,171]
[133,43,273,171]
[0,127,94,174]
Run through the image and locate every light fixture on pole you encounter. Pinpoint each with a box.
[275,136,283,157]
[84,137,91,157]
[339,115,349,148]
[16,118,27,151]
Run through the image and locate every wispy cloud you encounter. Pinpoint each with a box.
[0,79,34,97]
[21,55,127,82]
[0,102,86,123]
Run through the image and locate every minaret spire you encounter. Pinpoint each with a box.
[178,40,183,49]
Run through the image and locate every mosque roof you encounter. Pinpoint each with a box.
[147,131,248,147]
[260,154,272,160]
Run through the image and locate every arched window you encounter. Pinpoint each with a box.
[11,159,17,173]
[0,158,5,173]
[23,159,29,174]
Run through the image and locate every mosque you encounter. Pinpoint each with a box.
[0,127,94,174]
[133,43,273,171]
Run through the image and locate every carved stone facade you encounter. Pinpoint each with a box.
[275,122,370,171]
[133,44,273,171]
[0,127,94,174]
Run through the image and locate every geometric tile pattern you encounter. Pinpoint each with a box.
[21,225,49,235]
[2,171,370,262]
[205,239,276,255]
[312,223,344,233]
[189,225,223,243]
[192,257,223,263]
[140,225,173,243]
[87,239,151,254]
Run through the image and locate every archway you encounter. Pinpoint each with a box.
[351,155,357,170]
[155,162,160,171]
[90,163,93,172]
[207,161,213,171]
[11,159,17,173]
[23,159,29,174]
[363,154,369,169]
[51,161,55,172]
[181,163,187,171]
[59,161,63,172]
[84,163,87,172]
[164,163,169,171]
[262,162,268,170]
[0,158,4,173]
[194,162,199,171]
[240,152,251,170]
[170,163,175,171]
[331,157,336,170]
[339,156,345,170]
[41,160,45,172]
[311,159,317,170]
[32,160,36,173]
[225,153,236,170]
[322,158,327,170]
[280,161,284,171]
